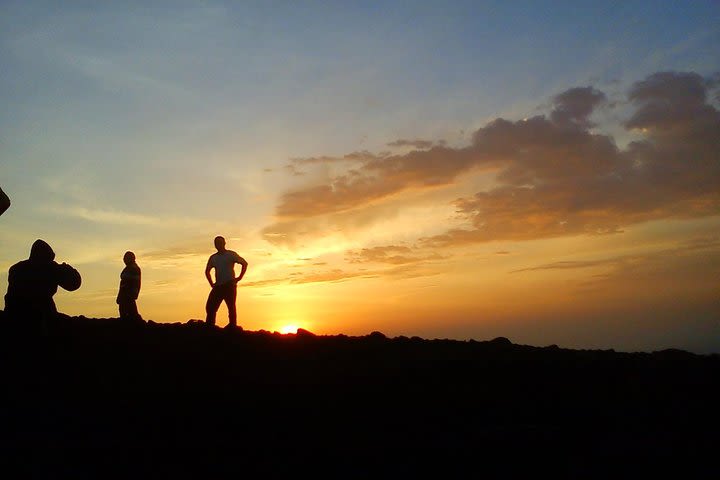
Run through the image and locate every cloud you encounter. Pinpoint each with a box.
[425,72,720,247]
[264,71,720,248]
[386,139,445,149]
[42,205,158,226]
[241,269,371,287]
[271,146,481,219]
[511,258,623,274]
[550,86,607,128]
[261,146,485,245]
[512,236,720,294]
[347,245,445,265]
[242,261,443,288]
[42,205,223,232]
[511,236,720,274]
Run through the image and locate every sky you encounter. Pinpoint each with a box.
[1,1,719,352]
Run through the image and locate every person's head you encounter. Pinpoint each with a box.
[29,239,55,263]
[123,251,136,266]
[214,236,226,252]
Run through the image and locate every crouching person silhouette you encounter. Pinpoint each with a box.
[205,236,248,329]
[4,239,81,330]
[117,251,143,322]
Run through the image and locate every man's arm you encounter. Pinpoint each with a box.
[205,258,215,288]
[235,257,248,283]
[0,187,10,216]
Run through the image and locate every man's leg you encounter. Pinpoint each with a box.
[205,287,223,326]
[120,298,142,322]
[222,284,238,327]
[129,299,142,321]
[119,299,128,319]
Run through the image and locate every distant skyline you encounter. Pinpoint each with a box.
[2,1,719,352]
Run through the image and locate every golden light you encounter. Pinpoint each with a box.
[279,324,299,334]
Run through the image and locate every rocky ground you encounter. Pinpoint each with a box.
[1,312,718,478]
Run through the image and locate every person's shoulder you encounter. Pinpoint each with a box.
[123,264,140,275]
[10,258,31,270]
[228,250,244,260]
[8,260,24,273]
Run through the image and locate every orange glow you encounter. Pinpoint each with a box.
[279,324,299,334]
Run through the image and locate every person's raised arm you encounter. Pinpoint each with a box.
[205,259,215,288]
[0,187,10,216]
[235,257,248,283]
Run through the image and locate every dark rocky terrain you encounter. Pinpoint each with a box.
[1,311,718,478]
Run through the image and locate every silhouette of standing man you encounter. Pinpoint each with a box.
[117,251,143,322]
[0,187,9,216]
[4,239,81,326]
[205,236,248,328]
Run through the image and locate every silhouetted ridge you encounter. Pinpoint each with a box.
[1,311,718,477]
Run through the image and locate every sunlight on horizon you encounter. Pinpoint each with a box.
[278,324,300,334]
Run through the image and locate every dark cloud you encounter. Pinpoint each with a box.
[264,71,720,247]
[550,86,606,128]
[425,72,720,247]
[269,145,480,221]
[625,72,718,136]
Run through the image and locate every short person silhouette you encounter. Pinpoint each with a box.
[4,239,81,325]
[116,251,143,322]
[205,236,248,328]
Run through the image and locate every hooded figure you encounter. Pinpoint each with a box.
[4,239,81,322]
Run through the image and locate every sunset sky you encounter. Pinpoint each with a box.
[1,1,719,352]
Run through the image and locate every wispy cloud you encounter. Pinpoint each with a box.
[40,205,220,231]
[347,245,446,265]
[242,260,442,289]
[42,205,158,226]
[386,138,446,149]
[511,237,720,288]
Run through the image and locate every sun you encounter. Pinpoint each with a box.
[279,324,299,334]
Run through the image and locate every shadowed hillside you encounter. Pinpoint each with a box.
[1,311,718,477]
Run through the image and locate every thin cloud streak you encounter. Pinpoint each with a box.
[242,261,443,288]
[41,205,222,230]
[511,237,720,293]
[347,245,446,265]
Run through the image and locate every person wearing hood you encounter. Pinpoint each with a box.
[4,239,81,323]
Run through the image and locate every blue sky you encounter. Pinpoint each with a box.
[1,1,719,351]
